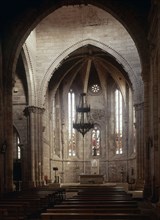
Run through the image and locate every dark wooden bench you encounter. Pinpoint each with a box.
[64,185,124,190]
[54,202,138,208]
[77,191,130,195]
[46,207,141,214]
[0,187,66,219]
[0,217,25,220]
[41,185,151,220]
[54,203,139,208]
[41,212,150,219]
[0,204,28,220]
[0,208,8,215]
[0,197,42,214]
[67,195,132,201]
[77,191,129,196]
[0,203,29,216]
[0,191,52,218]
[61,200,137,205]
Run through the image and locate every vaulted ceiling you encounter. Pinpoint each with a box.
[8,1,151,106]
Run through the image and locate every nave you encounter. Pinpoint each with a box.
[0,184,159,220]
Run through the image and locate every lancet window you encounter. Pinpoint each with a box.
[115,89,123,154]
[68,90,76,156]
[91,124,100,156]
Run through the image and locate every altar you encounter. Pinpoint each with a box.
[79,174,104,184]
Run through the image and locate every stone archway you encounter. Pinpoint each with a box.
[0,0,150,191]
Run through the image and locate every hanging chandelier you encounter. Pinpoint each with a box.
[73,93,94,136]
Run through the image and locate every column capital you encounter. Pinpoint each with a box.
[23,106,45,116]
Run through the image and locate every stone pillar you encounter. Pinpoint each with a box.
[156,0,160,203]
[147,0,160,202]
[151,80,159,203]
[24,106,45,187]
[0,38,3,192]
[134,103,144,182]
[4,83,13,192]
[0,66,14,192]
[143,80,153,199]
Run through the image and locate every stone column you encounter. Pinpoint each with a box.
[0,68,14,192]
[0,39,3,192]
[24,106,45,187]
[143,78,152,198]
[134,103,144,183]
[156,0,160,203]
[4,83,13,192]
[147,0,160,202]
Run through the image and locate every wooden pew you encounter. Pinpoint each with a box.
[40,185,151,220]
[77,191,129,196]
[0,197,42,216]
[67,195,132,201]
[46,207,141,214]
[54,203,138,209]
[76,186,126,191]
[53,203,139,208]
[41,212,150,219]
[1,217,25,220]
[60,200,137,205]
[54,186,139,209]
[0,191,51,219]
[0,187,66,219]
[76,189,130,196]
[47,201,143,219]
[0,208,8,215]
[0,203,29,218]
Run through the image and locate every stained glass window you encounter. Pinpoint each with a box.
[133,107,136,153]
[68,90,76,156]
[17,136,21,159]
[115,89,123,154]
[91,84,100,93]
[91,125,100,156]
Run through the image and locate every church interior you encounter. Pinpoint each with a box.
[0,0,160,219]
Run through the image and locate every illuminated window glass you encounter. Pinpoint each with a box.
[91,125,100,156]
[115,89,123,154]
[91,84,100,93]
[133,107,136,153]
[17,136,21,159]
[89,83,101,95]
[68,90,76,156]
